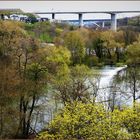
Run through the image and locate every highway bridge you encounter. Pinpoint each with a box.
[35,11,140,31]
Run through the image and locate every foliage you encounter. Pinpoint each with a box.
[38,102,130,140]
[26,13,38,24]
[0,21,48,138]
[126,37,140,66]
[40,33,52,43]
[52,64,92,104]
[24,21,66,43]
[122,104,140,139]
[64,31,86,64]
[122,28,139,46]
[85,56,99,66]
[44,46,71,74]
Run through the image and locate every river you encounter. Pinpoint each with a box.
[94,65,128,109]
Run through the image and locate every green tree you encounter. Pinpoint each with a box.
[14,36,49,138]
[64,31,85,64]
[38,102,130,140]
[126,38,140,105]
[122,28,138,46]
[126,38,140,66]
[44,46,71,74]
[0,21,27,138]
[114,31,125,62]
[100,31,117,64]
[0,21,49,138]
[52,65,92,104]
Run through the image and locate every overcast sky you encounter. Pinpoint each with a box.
[0,1,140,19]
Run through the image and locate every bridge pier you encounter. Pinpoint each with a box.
[78,13,83,27]
[111,13,117,31]
[102,21,105,28]
[52,13,55,20]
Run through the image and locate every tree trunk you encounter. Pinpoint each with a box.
[26,94,36,137]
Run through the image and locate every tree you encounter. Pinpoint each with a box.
[100,31,116,64]
[126,38,140,66]
[21,62,48,137]
[52,64,92,104]
[64,31,86,64]
[122,28,138,46]
[14,36,49,138]
[0,21,27,138]
[0,21,49,138]
[85,30,99,56]
[83,30,101,66]
[126,39,140,105]
[114,31,125,62]
[26,13,38,24]
[44,46,71,74]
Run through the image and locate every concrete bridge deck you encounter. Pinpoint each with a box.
[35,11,140,14]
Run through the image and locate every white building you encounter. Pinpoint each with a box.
[10,14,28,21]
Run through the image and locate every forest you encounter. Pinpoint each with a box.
[0,19,140,139]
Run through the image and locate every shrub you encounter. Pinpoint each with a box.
[38,102,130,140]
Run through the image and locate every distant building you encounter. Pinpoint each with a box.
[10,14,28,21]
[10,14,19,20]
[4,15,9,20]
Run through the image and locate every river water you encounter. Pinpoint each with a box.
[94,65,128,109]
[99,66,127,87]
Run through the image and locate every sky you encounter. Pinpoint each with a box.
[0,1,140,20]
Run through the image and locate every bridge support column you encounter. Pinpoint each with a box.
[79,13,83,27]
[102,21,105,28]
[111,13,117,31]
[52,13,55,20]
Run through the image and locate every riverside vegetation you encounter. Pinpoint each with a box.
[0,19,140,139]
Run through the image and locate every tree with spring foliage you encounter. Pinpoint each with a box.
[0,21,27,138]
[52,64,92,104]
[14,37,49,138]
[0,21,49,138]
[64,31,85,65]
[125,38,140,105]
[38,102,130,140]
